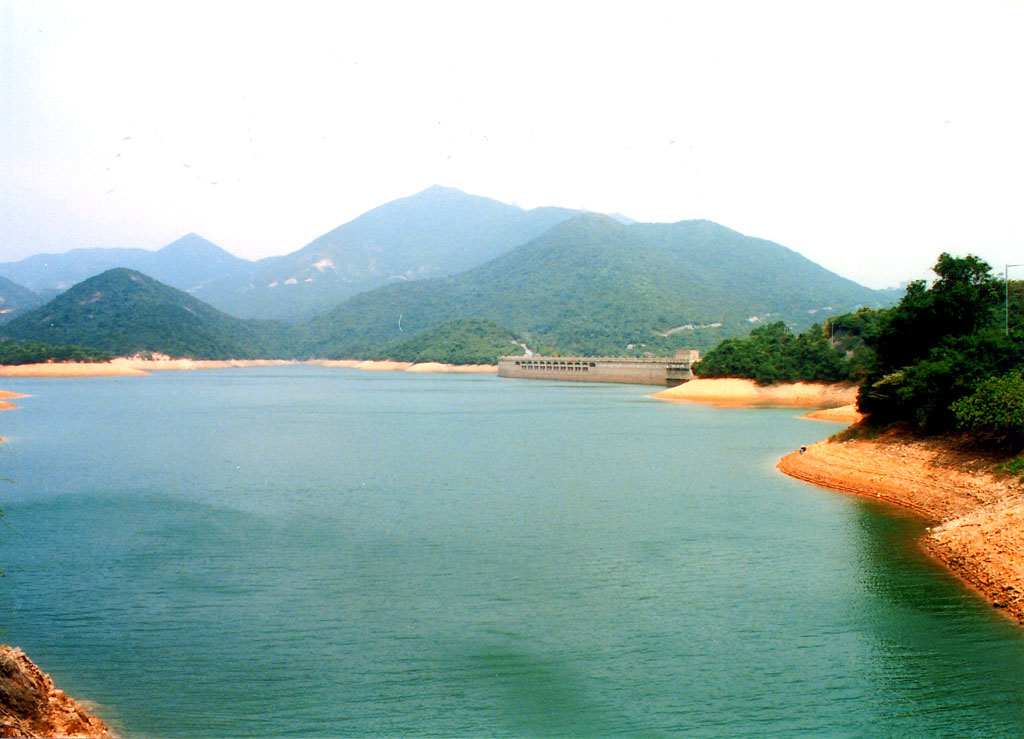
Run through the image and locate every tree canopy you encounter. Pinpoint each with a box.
[0,339,112,365]
[846,253,1024,445]
[692,321,851,384]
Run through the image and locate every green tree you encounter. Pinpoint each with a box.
[871,253,1001,375]
[857,253,1023,433]
[952,372,1024,447]
[693,321,850,384]
[826,306,888,380]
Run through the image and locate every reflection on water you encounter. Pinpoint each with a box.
[846,502,1024,732]
[0,367,1022,736]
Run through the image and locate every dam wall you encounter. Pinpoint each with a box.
[497,352,699,386]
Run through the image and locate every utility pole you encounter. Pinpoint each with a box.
[1006,264,1024,336]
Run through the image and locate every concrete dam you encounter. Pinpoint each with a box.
[497,350,700,386]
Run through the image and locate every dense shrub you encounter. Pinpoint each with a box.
[693,321,850,384]
[952,372,1024,446]
[0,339,112,365]
[857,253,1024,437]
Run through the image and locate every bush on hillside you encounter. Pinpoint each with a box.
[951,372,1024,447]
[692,321,850,384]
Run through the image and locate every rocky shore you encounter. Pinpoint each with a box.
[0,646,112,738]
[779,433,1024,624]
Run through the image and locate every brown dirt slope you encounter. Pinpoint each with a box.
[779,434,1024,624]
[0,646,112,738]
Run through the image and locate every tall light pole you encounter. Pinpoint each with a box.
[1007,263,1024,336]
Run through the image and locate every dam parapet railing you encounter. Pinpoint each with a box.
[497,351,700,386]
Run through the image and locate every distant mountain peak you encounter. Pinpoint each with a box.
[546,211,626,235]
[159,233,221,252]
[398,184,510,209]
[421,184,464,195]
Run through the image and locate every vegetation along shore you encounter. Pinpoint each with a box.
[674,253,1024,625]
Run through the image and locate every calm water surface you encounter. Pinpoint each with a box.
[0,367,1022,736]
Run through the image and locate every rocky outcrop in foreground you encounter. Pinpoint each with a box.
[0,646,112,738]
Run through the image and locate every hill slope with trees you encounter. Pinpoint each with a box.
[384,319,526,365]
[857,253,1024,442]
[0,210,898,365]
[1,269,295,359]
[0,276,43,323]
[301,213,891,359]
[692,322,851,384]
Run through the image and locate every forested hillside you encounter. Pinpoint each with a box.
[0,198,898,365]
[384,319,526,365]
[1,269,296,359]
[301,213,890,359]
[0,276,43,323]
[692,322,851,384]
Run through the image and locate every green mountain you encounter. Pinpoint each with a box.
[0,188,581,323]
[302,214,892,358]
[0,200,897,365]
[1,268,293,359]
[202,185,580,321]
[0,276,43,323]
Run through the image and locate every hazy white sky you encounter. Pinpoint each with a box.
[2,0,1022,288]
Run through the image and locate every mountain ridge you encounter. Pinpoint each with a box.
[0,186,897,361]
[197,186,582,320]
[0,233,252,296]
[0,186,585,322]
[302,212,890,358]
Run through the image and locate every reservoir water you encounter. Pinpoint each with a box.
[0,366,1022,736]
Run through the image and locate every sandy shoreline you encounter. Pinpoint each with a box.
[113,358,299,372]
[0,390,26,442]
[652,378,859,408]
[0,358,498,377]
[800,404,863,423]
[779,435,1024,624]
[0,362,149,377]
